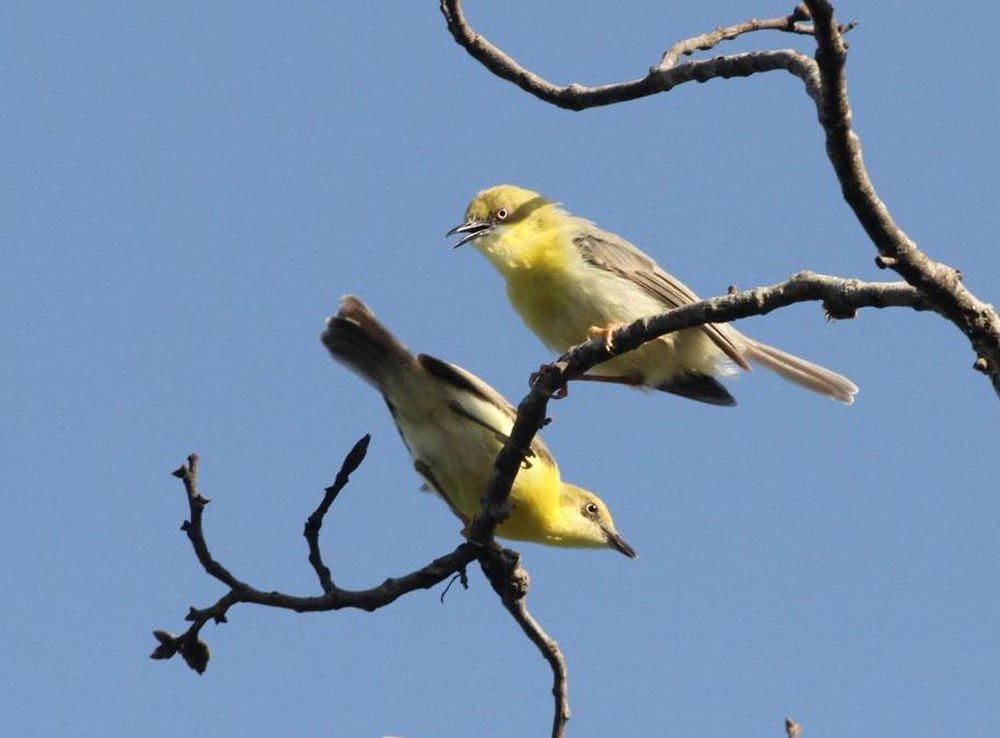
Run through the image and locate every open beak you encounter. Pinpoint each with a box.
[446,221,492,249]
[604,527,637,559]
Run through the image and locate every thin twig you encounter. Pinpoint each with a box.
[172,453,243,591]
[439,0,822,110]
[659,16,858,69]
[660,15,808,70]
[304,434,371,592]
[501,597,570,738]
[479,548,570,738]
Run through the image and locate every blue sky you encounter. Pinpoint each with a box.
[2,2,998,736]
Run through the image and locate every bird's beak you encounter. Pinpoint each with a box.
[446,220,492,249]
[604,527,637,559]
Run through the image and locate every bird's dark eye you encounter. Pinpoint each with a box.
[584,502,600,518]
[496,208,508,221]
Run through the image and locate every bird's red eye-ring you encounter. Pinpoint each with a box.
[496,208,508,221]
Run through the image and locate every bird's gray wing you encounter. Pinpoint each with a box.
[573,225,750,370]
[416,353,556,467]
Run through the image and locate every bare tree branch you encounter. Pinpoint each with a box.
[304,434,371,592]
[506,596,570,738]
[439,0,822,109]
[657,9,855,70]
[473,271,933,542]
[152,441,481,673]
[438,0,1000,396]
[155,438,570,737]
[801,0,1000,394]
[480,548,571,738]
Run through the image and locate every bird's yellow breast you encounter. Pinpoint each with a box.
[477,212,599,350]
[482,214,576,275]
[476,209,726,382]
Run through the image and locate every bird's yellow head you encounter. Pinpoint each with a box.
[552,483,636,558]
[446,185,553,249]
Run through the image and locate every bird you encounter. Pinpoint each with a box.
[321,295,636,557]
[448,184,858,406]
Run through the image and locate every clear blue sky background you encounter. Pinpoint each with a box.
[3,2,998,737]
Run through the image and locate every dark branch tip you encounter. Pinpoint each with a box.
[150,643,177,660]
[180,638,211,674]
[341,434,372,476]
[150,630,178,660]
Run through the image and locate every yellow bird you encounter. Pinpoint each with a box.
[321,296,636,557]
[448,185,858,406]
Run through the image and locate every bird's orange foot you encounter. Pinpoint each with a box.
[588,322,624,352]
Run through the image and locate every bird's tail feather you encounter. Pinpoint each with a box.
[743,340,858,404]
[321,295,418,391]
[657,373,737,406]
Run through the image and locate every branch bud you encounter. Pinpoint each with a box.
[149,630,178,660]
[180,638,211,674]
